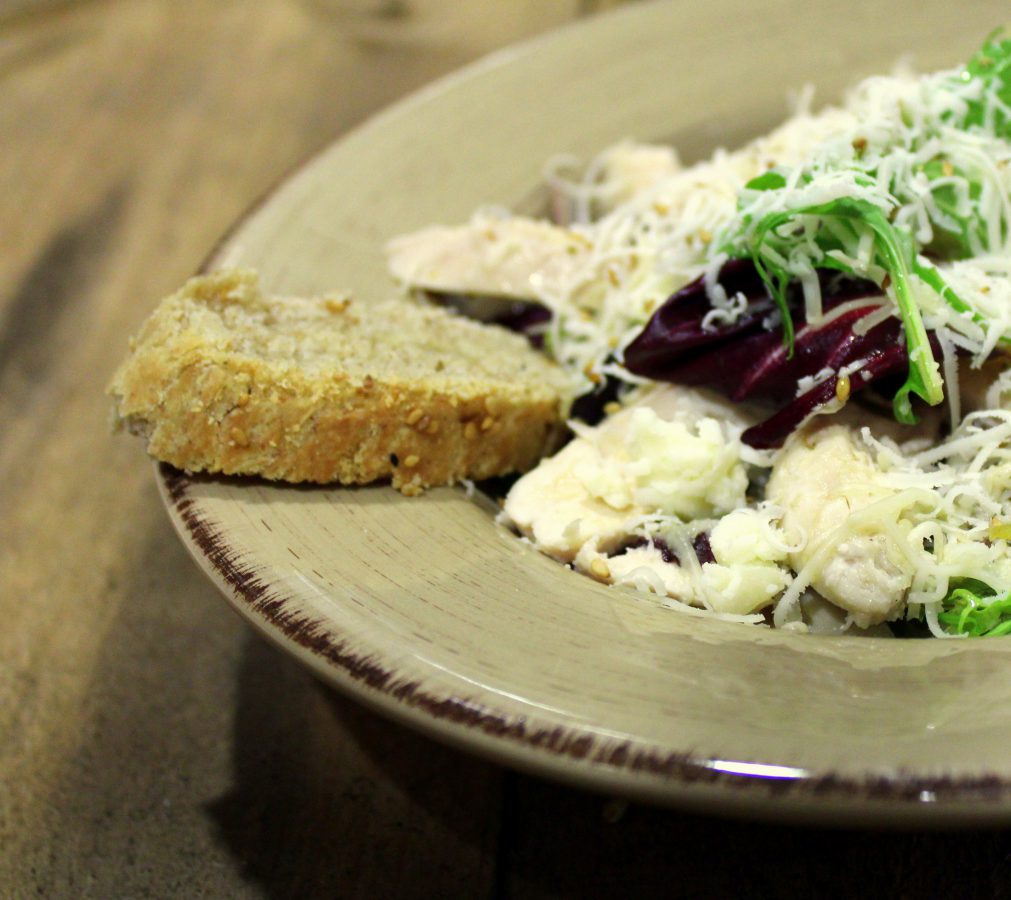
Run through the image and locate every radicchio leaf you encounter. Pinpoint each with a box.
[623,261,944,448]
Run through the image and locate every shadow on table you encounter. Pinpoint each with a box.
[206,633,503,897]
[208,631,1011,900]
[493,774,1011,899]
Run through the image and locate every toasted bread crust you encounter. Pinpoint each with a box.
[109,269,570,494]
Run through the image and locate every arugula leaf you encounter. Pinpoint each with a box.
[744,170,788,192]
[960,30,1011,136]
[736,196,944,418]
[938,580,1011,637]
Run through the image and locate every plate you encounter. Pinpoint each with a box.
[158,0,1011,824]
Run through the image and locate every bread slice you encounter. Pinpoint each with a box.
[108,268,571,494]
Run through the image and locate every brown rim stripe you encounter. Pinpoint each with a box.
[163,463,1011,807]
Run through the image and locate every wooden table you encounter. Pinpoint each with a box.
[4,1,1011,896]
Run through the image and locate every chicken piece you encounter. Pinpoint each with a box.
[548,142,683,224]
[766,425,914,627]
[503,436,634,562]
[386,214,592,303]
[502,384,756,562]
[598,143,681,209]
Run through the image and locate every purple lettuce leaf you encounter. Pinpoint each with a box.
[623,261,945,448]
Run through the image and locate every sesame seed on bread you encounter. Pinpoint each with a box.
[108,268,572,494]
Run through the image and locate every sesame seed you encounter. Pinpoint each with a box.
[835,375,851,404]
[324,296,351,313]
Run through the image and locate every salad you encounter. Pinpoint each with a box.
[387,33,1011,638]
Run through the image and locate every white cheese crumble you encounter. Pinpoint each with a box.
[621,408,747,519]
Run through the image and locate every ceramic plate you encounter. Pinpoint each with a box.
[158,0,1011,824]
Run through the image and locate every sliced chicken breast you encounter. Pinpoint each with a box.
[766,424,914,627]
[386,214,592,303]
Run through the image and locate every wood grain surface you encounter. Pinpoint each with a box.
[3,1,1011,897]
